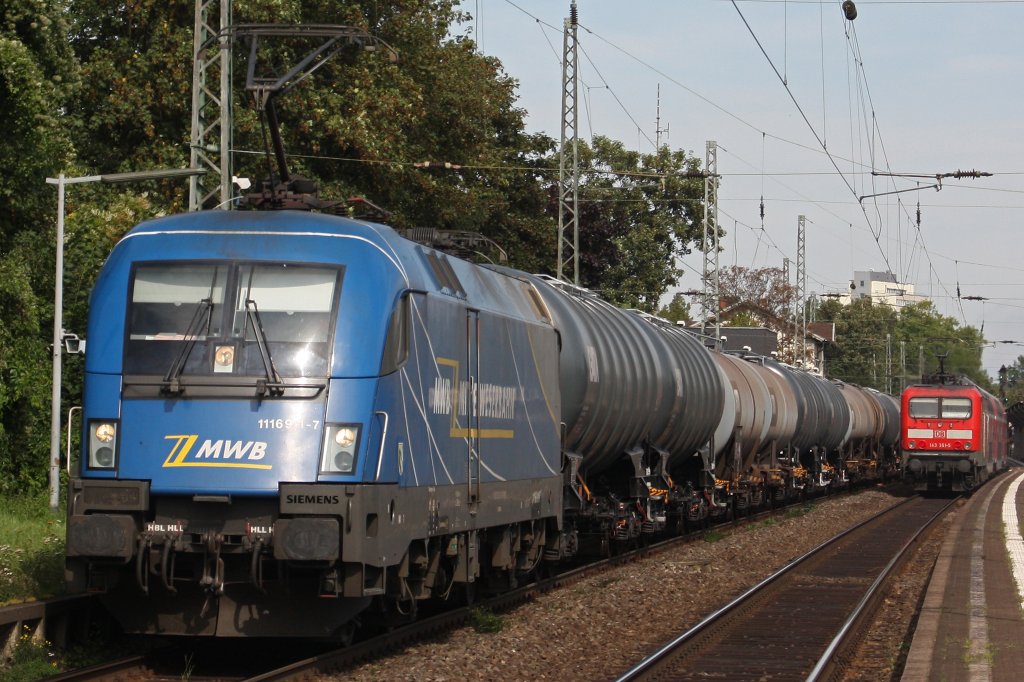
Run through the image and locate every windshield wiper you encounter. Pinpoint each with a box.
[245,298,284,397]
[162,268,220,395]
[162,297,214,394]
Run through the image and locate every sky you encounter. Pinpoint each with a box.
[464,0,1024,379]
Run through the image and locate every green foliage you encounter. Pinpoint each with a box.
[703,529,725,543]
[0,493,66,604]
[570,138,704,310]
[469,606,504,633]
[0,233,52,494]
[1,0,78,496]
[658,292,693,324]
[816,298,987,392]
[0,627,60,681]
[726,311,760,327]
[0,1,78,246]
[786,503,814,519]
[898,301,988,387]
[68,0,194,187]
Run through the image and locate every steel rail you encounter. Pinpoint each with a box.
[804,496,957,682]
[613,493,937,682]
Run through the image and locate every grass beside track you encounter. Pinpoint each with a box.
[0,492,66,605]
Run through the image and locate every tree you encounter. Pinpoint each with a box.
[657,292,692,324]
[817,298,898,390]
[0,0,79,494]
[554,137,705,311]
[66,0,555,252]
[717,266,796,324]
[998,356,1024,405]
[896,301,987,388]
[815,298,987,393]
[1,1,78,247]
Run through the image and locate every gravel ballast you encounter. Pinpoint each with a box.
[327,487,945,682]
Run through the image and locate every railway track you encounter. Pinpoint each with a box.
[615,493,955,681]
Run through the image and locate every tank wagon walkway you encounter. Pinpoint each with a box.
[902,468,1024,681]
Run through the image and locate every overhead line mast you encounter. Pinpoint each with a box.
[702,140,721,345]
[188,0,233,211]
[557,1,580,285]
[796,214,807,365]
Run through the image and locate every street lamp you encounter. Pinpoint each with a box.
[45,168,206,512]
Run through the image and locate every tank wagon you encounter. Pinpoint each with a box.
[901,374,1008,492]
[835,382,901,477]
[65,210,898,639]
[700,354,900,513]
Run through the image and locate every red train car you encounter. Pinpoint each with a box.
[901,377,1008,492]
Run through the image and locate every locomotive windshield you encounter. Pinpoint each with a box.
[125,261,341,379]
[908,396,973,419]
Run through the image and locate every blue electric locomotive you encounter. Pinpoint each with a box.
[66,210,564,637]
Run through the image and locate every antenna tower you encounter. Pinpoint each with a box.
[557,1,580,284]
[188,0,233,211]
[655,84,669,149]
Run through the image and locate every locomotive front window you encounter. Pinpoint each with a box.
[125,262,341,379]
[908,397,939,418]
[128,264,227,340]
[231,264,338,376]
[908,396,973,420]
[941,398,972,419]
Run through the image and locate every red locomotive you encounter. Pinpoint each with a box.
[901,371,1008,492]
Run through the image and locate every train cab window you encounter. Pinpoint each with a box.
[908,397,939,418]
[128,264,227,340]
[125,262,341,379]
[125,264,227,376]
[380,294,410,375]
[231,264,339,377]
[941,398,972,419]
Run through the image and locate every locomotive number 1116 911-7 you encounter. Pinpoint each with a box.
[257,419,321,431]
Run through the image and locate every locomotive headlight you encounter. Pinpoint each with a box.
[320,424,361,475]
[335,427,357,448]
[907,441,916,449]
[89,421,118,470]
[95,423,115,443]
[965,441,972,450]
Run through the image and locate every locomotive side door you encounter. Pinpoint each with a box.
[466,308,481,508]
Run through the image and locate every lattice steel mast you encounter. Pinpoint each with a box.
[795,214,807,364]
[701,140,721,344]
[557,2,580,285]
[188,0,233,211]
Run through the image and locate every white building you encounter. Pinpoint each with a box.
[835,270,928,310]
